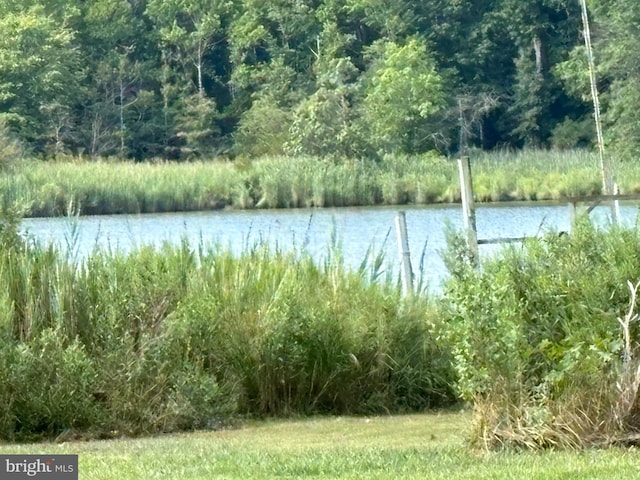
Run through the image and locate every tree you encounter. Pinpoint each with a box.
[0,6,82,151]
[587,0,640,158]
[0,0,607,159]
[228,0,320,110]
[344,0,418,41]
[283,20,369,159]
[497,0,582,147]
[233,94,291,158]
[146,0,231,97]
[146,0,233,156]
[360,38,447,155]
[286,60,365,159]
[69,0,158,158]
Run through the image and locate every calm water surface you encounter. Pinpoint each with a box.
[21,202,639,291]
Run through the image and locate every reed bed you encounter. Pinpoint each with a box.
[0,210,454,441]
[4,150,638,217]
[3,203,640,450]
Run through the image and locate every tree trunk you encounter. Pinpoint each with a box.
[533,35,545,75]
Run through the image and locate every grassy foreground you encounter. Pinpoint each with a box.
[4,149,640,217]
[2,411,639,479]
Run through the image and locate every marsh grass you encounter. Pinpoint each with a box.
[471,149,603,200]
[5,149,636,216]
[0,213,455,441]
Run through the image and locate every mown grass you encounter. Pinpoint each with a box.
[2,411,639,479]
[4,149,638,217]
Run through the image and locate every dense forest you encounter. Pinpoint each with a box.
[0,0,636,161]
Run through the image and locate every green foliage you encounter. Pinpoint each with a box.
[233,94,291,157]
[443,219,640,449]
[175,94,222,157]
[0,0,617,158]
[0,121,25,171]
[285,31,368,159]
[286,85,367,159]
[345,0,418,40]
[2,150,630,216]
[509,53,549,147]
[0,331,99,440]
[0,5,82,147]
[559,1,640,160]
[0,210,455,441]
[603,78,640,160]
[549,116,594,150]
[361,38,447,155]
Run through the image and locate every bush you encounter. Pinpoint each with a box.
[443,219,640,449]
[233,95,292,158]
[163,247,455,416]
[0,120,25,172]
[0,331,100,441]
[549,116,594,150]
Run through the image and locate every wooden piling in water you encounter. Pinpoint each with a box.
[613,182,621,224]
[568,202,577,232]
[457,157,479,264]
[395,211,413,297]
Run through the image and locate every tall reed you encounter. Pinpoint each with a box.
[5,149,631,217]
[0,210,455,441]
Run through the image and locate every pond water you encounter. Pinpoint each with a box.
[21,202,639,292]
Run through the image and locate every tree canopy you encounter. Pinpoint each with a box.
[0,0,633,160]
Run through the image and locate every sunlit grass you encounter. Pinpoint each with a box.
[1,411,639,479]
[3,150,640,217]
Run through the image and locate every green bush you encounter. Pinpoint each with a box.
[163,247,455,416]
[0,331,99,441]
[443,219,640,449]
[0,121,25,172]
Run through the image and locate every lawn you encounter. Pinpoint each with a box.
[1,411,639,479]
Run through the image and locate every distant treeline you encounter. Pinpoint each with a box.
[0,1,637,161]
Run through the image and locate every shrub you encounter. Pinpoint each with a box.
[443,219,640,449]
[233,95,292,158]
[0,330,100,441]
[0,120,25,172]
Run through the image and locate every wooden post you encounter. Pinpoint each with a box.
[457,157,479,264]
[395,211,413,297]
[568,202,577,232]
[613,182,621,225]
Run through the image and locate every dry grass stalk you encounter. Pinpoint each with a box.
[614,280,640,430]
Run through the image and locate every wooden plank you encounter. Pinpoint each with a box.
[558,193,640,203]
[585,199,601,214]
[478,237,528,245]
